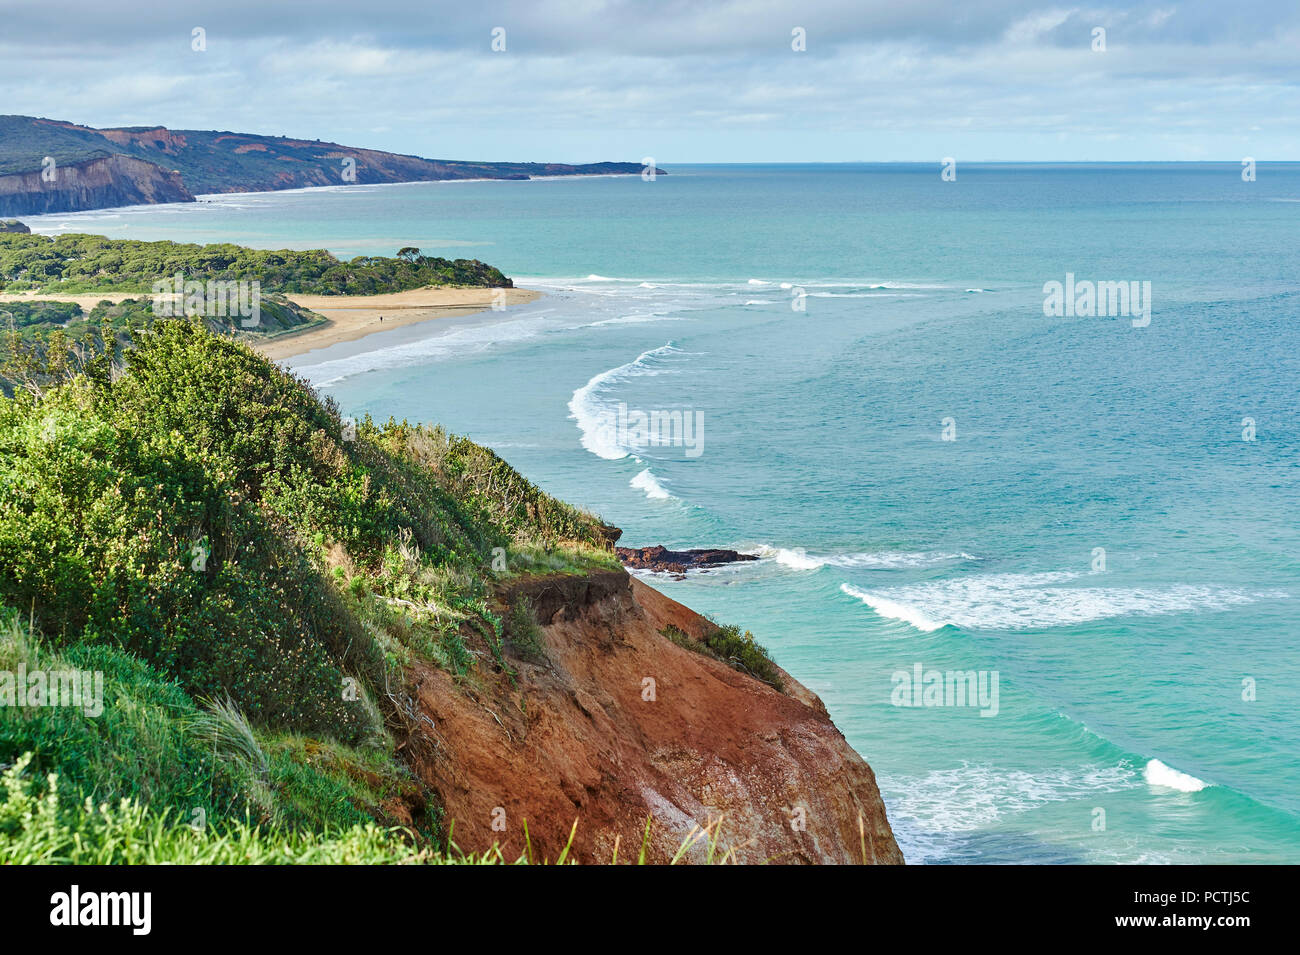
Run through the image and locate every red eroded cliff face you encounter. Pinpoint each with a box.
[403,569,903,864]
[92,126,190,154]
[0,154,193,216]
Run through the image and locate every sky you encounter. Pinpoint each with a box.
[1,0,1297,163]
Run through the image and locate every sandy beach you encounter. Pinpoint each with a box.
[256,287,542,360]
[1,286,542,361]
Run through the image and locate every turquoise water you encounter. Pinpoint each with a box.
[28,164,1300,863]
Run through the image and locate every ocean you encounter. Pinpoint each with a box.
[26,162,1300,863]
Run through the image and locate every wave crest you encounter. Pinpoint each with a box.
[567,342,679,459]
[840,572,1282,632]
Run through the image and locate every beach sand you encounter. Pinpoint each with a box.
[0,291,141,312]
[1,286,542,361]
[255,287,542,360]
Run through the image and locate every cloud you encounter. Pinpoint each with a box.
[0,0,1297,160]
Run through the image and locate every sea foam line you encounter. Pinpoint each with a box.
[567,342,679,460]
[879,761,1140,863]
[840,572,1284,632]
[750,545,977,571]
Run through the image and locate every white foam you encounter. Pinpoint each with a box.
[809,291,915,298]
[757,546,825,570]
[294,312,550,385]
[750,545,976,572]
[585,312,683,328]
[1143,759,1210,793]
[881,762,1138,863]
[567,342,679,460]
[841,572,1277,632]
[630,467,673,500]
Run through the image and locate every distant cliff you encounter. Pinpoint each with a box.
[0,115,664,216]
[0,153,193,216]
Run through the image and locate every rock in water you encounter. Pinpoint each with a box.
[617,544,759,575]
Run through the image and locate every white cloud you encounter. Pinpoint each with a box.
[1,1,1297,160]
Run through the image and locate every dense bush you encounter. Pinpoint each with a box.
[0,300,81,328]
[0,233,512,293]
[0,319,620,860]
[0,374,374,739]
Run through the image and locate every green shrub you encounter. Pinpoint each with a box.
[661,623,784,692]
[506,597,547,661]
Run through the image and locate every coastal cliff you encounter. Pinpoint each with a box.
[413,570,902,863]
[0,115,663,216]
[0,153,193,216]
[0,319,898,864]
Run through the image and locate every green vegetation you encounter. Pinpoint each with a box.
[0,294,326,398]
[0,318,614,862]
[506,597,547,661]
[661,623,784,692]
[0,753,473,864]
[0,233,511,294]
[0,299,82,328]
[0,117,117,177]
[0,231,513,396]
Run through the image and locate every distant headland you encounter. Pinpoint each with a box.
[0,115,665,216]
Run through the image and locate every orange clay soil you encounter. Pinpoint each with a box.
[402,569,903,865]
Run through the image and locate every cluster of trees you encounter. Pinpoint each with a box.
[0,233,513,294]
[0,299,81,329]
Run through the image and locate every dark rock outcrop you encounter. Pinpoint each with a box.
[617,544,759,576]
[0,219,29,233]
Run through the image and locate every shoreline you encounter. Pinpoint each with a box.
[13,172,655,229]
[0,286,543,362]
[257,286,542,360]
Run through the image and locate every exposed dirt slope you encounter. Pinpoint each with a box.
[0,154,192,216]
[406,569,903,864]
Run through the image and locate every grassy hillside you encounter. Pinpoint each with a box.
[0,318,617,863]
[0,117,116,177]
